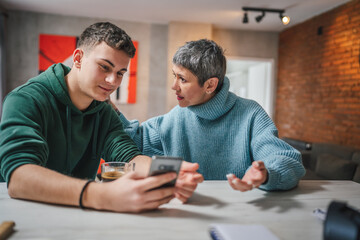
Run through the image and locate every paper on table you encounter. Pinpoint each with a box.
[209,224,279,240]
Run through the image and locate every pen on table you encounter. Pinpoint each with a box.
[0,221,15,240]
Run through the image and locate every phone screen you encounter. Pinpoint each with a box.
[148,156,183,188]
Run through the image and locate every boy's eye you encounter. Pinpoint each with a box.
[100,64,109,71]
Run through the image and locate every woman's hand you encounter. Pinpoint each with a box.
[175,162,204,203]
[226,161,268,192]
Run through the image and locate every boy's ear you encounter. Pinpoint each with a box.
[205,77,219,94]
[72,48,84,68]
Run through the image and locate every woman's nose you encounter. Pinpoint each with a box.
[171,79,179,91]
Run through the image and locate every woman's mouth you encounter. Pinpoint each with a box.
[177,95,184,101]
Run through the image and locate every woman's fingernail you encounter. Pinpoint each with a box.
[226,174,234,178]
[247,181,253,185]
[232,179,237,184]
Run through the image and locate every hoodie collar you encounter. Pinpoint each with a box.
[46,63,104,115]
[187,77,237,120]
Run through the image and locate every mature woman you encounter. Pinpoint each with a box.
[119,39,305,192]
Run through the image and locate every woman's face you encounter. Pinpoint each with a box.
[171,64,213,107]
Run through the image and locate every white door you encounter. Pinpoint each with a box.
[248,62,272,117]
[226,58,274,119]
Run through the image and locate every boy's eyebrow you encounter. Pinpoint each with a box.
[101,58,127,72]
[101,59,115,67]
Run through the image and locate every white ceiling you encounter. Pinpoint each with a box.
[0,0,350,32]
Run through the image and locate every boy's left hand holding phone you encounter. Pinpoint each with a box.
[148,156,183,189]
[147,155,204,203]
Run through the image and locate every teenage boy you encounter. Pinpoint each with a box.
[0,22,203,213]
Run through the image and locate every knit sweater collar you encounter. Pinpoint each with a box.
[187,77,236,120]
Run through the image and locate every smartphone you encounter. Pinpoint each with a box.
[148,156,183,188]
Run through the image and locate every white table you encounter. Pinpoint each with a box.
[1,180,359,239]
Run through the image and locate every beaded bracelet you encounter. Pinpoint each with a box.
[79,180,94,209]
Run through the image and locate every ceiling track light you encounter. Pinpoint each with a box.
[242,7,290,25]
[243,12,249,23]
[280,13,290,25]
[255,11,265,23]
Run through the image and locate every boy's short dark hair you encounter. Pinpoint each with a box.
[78,22,136,58]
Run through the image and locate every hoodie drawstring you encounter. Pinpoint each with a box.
[92,112,100,162]
[66,106,72,173]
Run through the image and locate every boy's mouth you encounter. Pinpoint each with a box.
[99,86,113,92]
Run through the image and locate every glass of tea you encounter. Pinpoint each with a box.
[101,162,135,182]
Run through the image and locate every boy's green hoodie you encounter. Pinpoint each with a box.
[0,63,141,183]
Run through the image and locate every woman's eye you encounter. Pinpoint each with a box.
[180,78,186,83]
[117,72,124,78]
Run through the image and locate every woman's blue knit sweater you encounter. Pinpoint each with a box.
[120,78,305,190]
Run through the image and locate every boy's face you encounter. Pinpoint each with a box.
[76,42,130,104]
[171,64,212,107]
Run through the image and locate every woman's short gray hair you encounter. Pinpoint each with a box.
[172,39,226,92]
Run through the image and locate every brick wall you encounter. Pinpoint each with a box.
[276,0,360,148]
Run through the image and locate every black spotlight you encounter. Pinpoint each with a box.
[242,7,290,25]
[255,11,265,23]
[243,12,249,23]
[279,13,290,25]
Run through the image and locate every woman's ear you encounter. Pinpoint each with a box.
[72,48,84,68]
[205,77,219,94]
